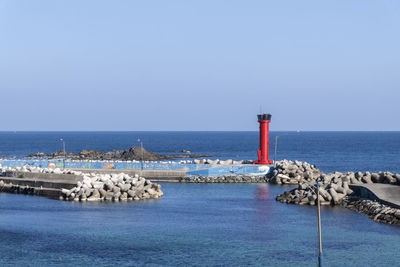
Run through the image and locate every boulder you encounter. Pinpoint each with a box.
[118,183,131,192]
[92,181,104,189]
[361,175,373,184]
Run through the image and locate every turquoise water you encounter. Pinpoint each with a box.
[0,183,399,266]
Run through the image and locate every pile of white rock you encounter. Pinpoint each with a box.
[0,165,163,203]
[267,160,322,185]
[276,173,353,206]
[61,172,163,202]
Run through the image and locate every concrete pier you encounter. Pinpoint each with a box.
[0,169,170,200]
[0,159,273,200]
[0,172,79,199]
[75,169,186,182]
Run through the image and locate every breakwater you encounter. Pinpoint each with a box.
[273,160,400,225]
[61,172,163,202]
[0,166,163,202]
[275,169,400,206]
[267,159,322,185]
[0,159,271,179]
[343,198,400,225]
[0,158,246,170]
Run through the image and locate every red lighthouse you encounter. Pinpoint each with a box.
[254,113,273,165]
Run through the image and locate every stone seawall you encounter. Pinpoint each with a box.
[273,160,400,226]
[60,172,163,202]
[0,166,163,202]
[343,198,400,225]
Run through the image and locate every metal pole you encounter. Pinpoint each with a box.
[274,134,286,164]
[141,141,144,170]
[138,139,143,171]
[60,139,66,169]
[317,184,322,267]
[274,135,278,164]
[303,181,323,267]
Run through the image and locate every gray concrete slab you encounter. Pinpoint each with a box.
[75,168,185,181]
[350,184,400,209]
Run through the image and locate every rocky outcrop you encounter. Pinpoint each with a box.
[60,172,163,202]
[104,147,162,161]
[27,147,214,161]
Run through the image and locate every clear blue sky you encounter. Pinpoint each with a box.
[0,0,399,131]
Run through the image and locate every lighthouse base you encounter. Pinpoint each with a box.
[253,160,274,165]
[253,149,273,165]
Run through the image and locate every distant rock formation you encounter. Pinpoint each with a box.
[27,146,213,161]
[104,147,163,161]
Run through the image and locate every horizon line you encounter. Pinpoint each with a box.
[0,130,400,133]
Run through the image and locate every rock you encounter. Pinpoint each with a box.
[318,188,332,201]
[127,190,138,198]
[92,181,104,189]
[87,196,101,202]
[61,188,71,197]
[55,169,163,202]
[273,177,282,184]
[336,186,346,194]
[300,197,310,205]
[112,186,121,193]
[120,192,128,201]
[118,183,131,192]
[355,171,363,179]
[361,175,373,184]
[350,176,360,185]
[99,189,107,198]
[384,174,397,184]
[113,191,121,200]
[394,174,400,184]
[371,173,380,183]
[91,189,100,198]
[329,188,339,203]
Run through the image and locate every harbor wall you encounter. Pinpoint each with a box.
[0,159,274,177]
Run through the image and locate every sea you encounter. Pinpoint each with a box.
[0,131,400,266]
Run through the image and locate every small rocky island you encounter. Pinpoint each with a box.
[27,146,213,161]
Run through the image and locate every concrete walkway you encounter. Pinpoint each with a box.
[350,184,400,209]
[76,169,185,182]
